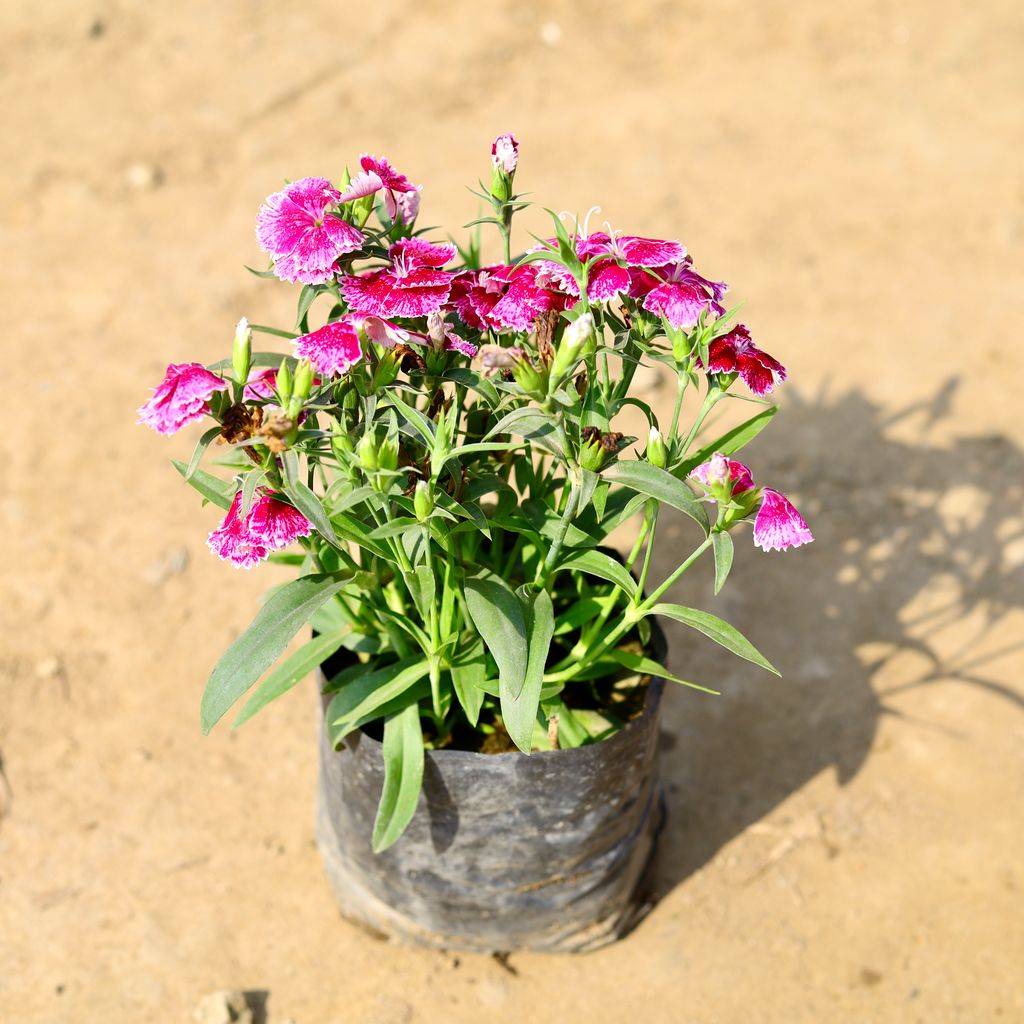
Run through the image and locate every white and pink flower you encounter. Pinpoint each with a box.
[337,155,420,224]
[255,177,364,285]
[341,238,456,319]
[137,362,229,436]
[691,456,812,552]
[633,257,727,329]
[491,133,519,174]
[293,320,364,377]
[207,490,313,570]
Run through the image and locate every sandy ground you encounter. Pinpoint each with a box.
[2,1,1023,1021]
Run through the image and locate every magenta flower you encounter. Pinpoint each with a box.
[575,231,686,303]
[207,490,312,569]
[491,133,519,174]
[449,266,515,331]
[337,155,419,223]
[243,367,278,401]
[753,489,814,552]
[706,325,787,396]
[137,362,229,436]
[692,456,812,552]
[691,455,755,495]
[489,264,573,332]
[207,491,269,569]
[293,320,363,376]
[633,257,727,329]
[247,491,314,550]
[341,238,456,319]
[255,177,364,285]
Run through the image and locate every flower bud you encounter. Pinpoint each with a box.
[378,437,399,473]
[276,357,293,406]
[287,358,314,421]
[331,421,354,460]
[489,133,518,203]
[413,480,432,522]
[551,312,594,380]
[578,437,606,473]
[232,317,252,386]
[646,426,668,469]
[357,434,379,473]
[511,354,549,399]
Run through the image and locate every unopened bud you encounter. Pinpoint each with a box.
[276,358,293,405]
[551,312,594,380]
[413,480,432,522]
[357,435,378,473]
[378,437,399,474]
[646,426,668,469]
[511,354,549,399]
[578,437,606,473]
[232,317,252,386]
[491,133,519,175]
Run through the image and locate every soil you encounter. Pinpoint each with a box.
[2,1,1022,1021]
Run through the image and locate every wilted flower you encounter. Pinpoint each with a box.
[293,320,363,377]
[255,177,364,284]
[706,325,787,396]
[137,362,229,435]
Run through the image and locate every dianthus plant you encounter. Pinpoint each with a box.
[140,136,812,851]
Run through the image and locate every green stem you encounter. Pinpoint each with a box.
[538,478,580,586]
[635,503,659,600]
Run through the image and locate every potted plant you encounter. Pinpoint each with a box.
[139,135,812,953]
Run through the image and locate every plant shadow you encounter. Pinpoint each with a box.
[643,379,1024,896]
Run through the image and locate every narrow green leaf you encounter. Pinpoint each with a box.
[712,531,734,595]
[646,603,779,674]
[606,648,719,694]
[172,460,234,510]
[463,575,527,699]
[388,390,436,447]
[328,655,431,735]
[233,629,351,727]
[501,588,554,753]
[558,549,637,599]
[240,467,267,516]
[372,702,424,852]
[450,638,487,726]
[602,460,709,534]
[184,427,223,481]
[201,571,353,733]
[286,478,339,546]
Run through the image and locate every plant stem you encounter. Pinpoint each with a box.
[538,478,580,586]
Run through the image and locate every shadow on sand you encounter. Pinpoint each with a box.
[646,379,1024,895]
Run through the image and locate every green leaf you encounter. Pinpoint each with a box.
[295,284,321,331]
[606,648,719,694]
[372,702,424,852]
[172,460,235,510]
[388,390,436,447]
[712,531,734,595]
[240,467,267,516]
[201,571,354,733]
[602,460,709,534]
[286,478,339,546]
[678,406,778,475]
[463,575,527,699]
[233,629,351,727]
[646,603,779,674]
[450,638,487,726]
[184,427,223,481]
[500,589,554,753]
[558,549,637,599]
[328,655,431,736]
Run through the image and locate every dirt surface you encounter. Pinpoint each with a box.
[2,1,1022,1021]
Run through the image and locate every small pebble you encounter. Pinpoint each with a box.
[192,990,253,1024]
[125,162,165,190]
[34,656,63,680]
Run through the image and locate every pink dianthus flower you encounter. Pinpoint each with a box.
[255,177,364,285]
[293,319,363,377]
[207,490,313,569]
[706,325,787,396]
[753,489,814,552]
[137,362,229,436]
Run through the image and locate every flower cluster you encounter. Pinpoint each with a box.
[139,135,812,849]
